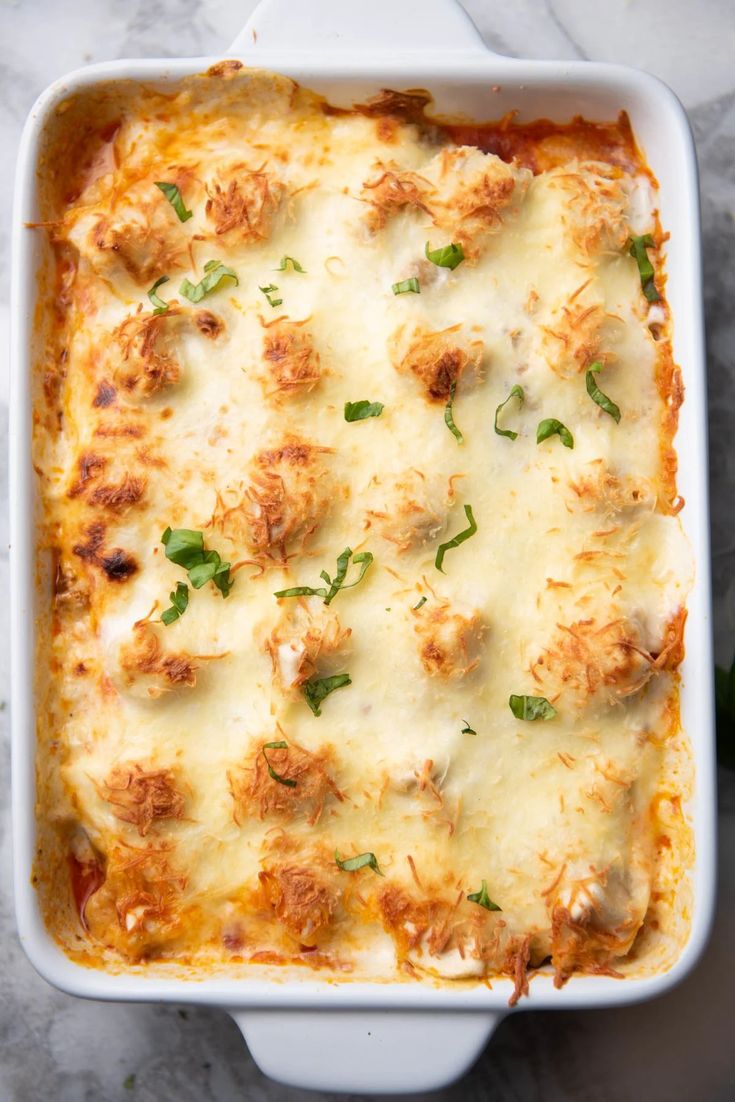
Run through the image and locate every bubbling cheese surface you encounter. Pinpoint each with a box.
[32,65,693,999]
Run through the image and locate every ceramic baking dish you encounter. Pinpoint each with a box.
[10,0,716,1092]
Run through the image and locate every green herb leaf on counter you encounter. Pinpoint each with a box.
[509,694,557,721]
[274,547,373,605]
[155,181,193,222]
[335,849,383,875]
[275,255,306,273]
[435,504,477,573]
[262,741,298,788]
[425,240,465,270]
[494,384,524,440]
[259,283,283,308]
[628,234,661,303]
[537,418,574,449]
[444,381,464,444]
[392,277,421,295]
[716,654,735,770]
[466,880,501,911]
[180,260,238,303]
[344,400,384,422]
[161,527,233,598]
[147,275,170,315]
[586,362,621,423]
[161,581,189,626]
[303,673,352,716]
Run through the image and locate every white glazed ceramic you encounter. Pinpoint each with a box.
[10,0,716,1093]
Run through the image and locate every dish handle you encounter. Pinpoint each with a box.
[232,1009,502,1093]
[228,0,488,56]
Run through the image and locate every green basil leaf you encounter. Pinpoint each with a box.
[335,849,383,876]
[155,181,193,223]
[509,694,557,721]
[586,362,621,423]
[466,879,501,911]
[461,719,477,736]
[494,384,524,440]
[180,260,238,303]
[435,504,477,573]
[262,740,297,788]
[425,240,465,270]
[628,234,661,303]
[303,673,351,716]
[392,277,421,295]
[259,283,283,308]
[275,548,373,606]
[536,418,574,449]
[444,381,464,444]
[161,581,189,626]
[413,596,427,610]
[344,400,384,422]
[274,256,306,273]
[162,527,204,569]
[147,275,170,315]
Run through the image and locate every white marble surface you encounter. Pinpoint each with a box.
[1,1,734,1099]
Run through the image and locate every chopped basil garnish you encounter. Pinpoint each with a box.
[537,418,574,449]
[274,256,306,274]
[494,384,524,441]
[155,181,193,223]
[461,720,477,736]
[586,362,621,423]
[161,527,233,598]
[392,277,421,295]
[179,260,238,304]
[335,849,383,876]
[303,673,352,716]
[467,880,501,911]
[413,596,427,610]
[261,740,297,788]
[259,283,283,308]
[509,694,557,721]
[444,381,463,444]
[344,400,384,422]
[147,275,170,315]
[161,581,189,626]
[628,234,661,303]
[425,240,465,270]
[274,547,373,605]
[435,504,477,573]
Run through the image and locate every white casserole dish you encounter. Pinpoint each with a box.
[10,0,716,1092]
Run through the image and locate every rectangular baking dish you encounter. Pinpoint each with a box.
[10,0,716,1092]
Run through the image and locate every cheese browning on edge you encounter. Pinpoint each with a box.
[31,64,693,1002]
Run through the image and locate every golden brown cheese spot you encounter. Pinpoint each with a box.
[539,299,622,379]
[361,163,431,231]
[567,465,655,516]
[531,617,653,706]
[72,522,139,583]
[260,319,321,399]
[378,884,464,959]
[391,325,483,402]
[88,473,147,513]
[414,603,485,678]
[427,146,531,253]
[54,556,90,613]
[258,863,338,946]
[205,164,283,241]
[213,437,334,562]
[194,309,224,339]
[229,739,343,826]
[265,606,351,691]
[116,621,200,700]
[552,161,630,256]
[83,841,187,956]
[112,312,181,399]
[99,763,186,837]
[364,469,454,552]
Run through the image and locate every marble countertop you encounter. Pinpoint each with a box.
[1,1,734,1099]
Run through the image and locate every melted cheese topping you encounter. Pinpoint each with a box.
[32,65,693,1000]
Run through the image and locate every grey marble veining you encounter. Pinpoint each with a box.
[1,2,734,1099]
